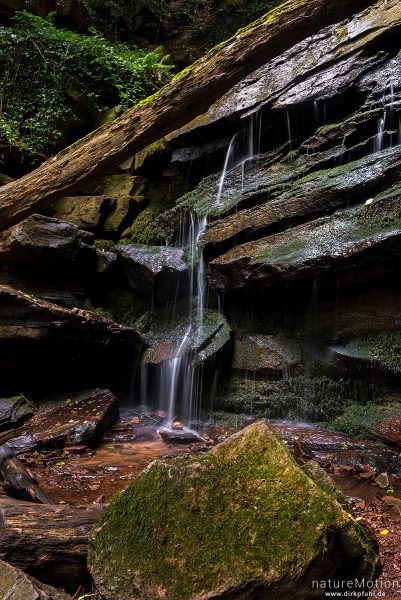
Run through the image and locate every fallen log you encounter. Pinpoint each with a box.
[0,497,103,591]
[0,444,55,504]
[0,0,376,230]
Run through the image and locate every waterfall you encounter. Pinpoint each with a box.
[374,75,397,152]
[139,112,261,429]
[314,101,319,128]
[375,111,387,153]
[216,132,239,206]
[139,214,208,430]
[286,111,292,150]
[218,111,262,201]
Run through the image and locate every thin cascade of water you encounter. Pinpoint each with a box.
[374,75,397,152]
[139,114,262,429]
[216,132,239,206]
[240,111,262,191]
[162,214,208,427]
[398,114,401,146]
[285,111,292,150]
[375,110,387,153]
[314,101,319,128]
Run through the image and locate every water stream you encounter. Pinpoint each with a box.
[374,75,397,152]
[139,113,261,430]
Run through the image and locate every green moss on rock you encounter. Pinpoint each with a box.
[217,376,379,423]
[121,196,172,245]
[89,422,377,600]
[332,402,401,438]
[343,330,401,375]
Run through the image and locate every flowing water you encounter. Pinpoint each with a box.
[374,76,397,152]
[139,215,208,430]
[139,113,261,430]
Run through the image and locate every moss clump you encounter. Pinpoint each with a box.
[89,421,376,600]
[332,402,401,437]
[121,196,173,245]
[352,186,401,236]
[256,237,307,266]
[344,330,401,374]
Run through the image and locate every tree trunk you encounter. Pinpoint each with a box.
[0,0,375,231]
[0,497,103,591]
[0,444,56,504]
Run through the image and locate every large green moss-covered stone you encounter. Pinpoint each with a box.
[89,421,378,600]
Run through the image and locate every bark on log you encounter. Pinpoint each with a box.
[0,444,56,504]
[0,0,376,231]
[0,497,103,591]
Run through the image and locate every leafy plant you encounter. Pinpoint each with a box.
[0,10,172,160]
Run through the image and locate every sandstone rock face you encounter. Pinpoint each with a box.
[142,307,231,367]
[117,243,190,303]
[0,559,72,600]
[165,0,401,306]
[0,214,95,271]
[51,195,115,232]
[232,333,301,374]
[328,331,401,381]
[210,182,401,291]
[89,421,379,600]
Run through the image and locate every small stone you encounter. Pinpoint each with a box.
[382,496,401,509]
[375,472,390,488]
[333,465,354,477]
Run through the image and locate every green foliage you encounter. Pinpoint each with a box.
[160,0,284,52]
[0,10,171,158]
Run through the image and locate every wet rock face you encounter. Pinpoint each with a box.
[165,0,401,302]
[328,330,401,383]
[0,559,72,600]
[232,333,301,374]
[89,421,379,600]
[142,307,231,367]
[210,188,401,291]
[117,244,190,303]
[7,389,119,453]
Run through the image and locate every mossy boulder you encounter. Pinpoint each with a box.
[89,421,378,600]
